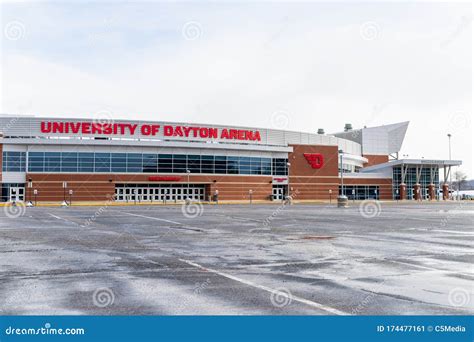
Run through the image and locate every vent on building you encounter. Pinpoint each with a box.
[317,128,325,135]
[344,123,353,132]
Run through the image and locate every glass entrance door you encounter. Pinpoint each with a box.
[9,187,25,202]
[272,186,285,200]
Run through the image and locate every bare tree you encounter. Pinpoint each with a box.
[453,171,467,191]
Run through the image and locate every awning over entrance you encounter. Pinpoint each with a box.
[360,159,462,184]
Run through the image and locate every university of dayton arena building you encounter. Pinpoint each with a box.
[0,115,462,203]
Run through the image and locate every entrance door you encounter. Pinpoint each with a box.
[272,187,284,201]
[9,187,25,202]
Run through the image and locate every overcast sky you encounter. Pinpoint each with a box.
[1,1,472,176]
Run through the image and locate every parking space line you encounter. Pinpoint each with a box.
[118,211,182,225]
[179,259,347,315]
[116,211,204,232]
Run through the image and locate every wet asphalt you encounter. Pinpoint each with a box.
[0,201,473,315]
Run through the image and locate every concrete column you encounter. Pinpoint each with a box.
[399,183,407,200]
[428,184,436,201]
[414,184,421,201]
[442,183,449,200]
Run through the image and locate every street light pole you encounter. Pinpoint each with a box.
[337,149,348,207]
[447,133,452,199]
[186,169,191,202]
[286,162,291,198]
[339,149,344,196]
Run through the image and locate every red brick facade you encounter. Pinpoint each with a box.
[363,154,389,167]
[3,142,394,202]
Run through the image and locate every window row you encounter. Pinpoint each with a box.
[24,152,288,175]
[2,152,26,172]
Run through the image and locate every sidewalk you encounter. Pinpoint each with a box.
[0,199,468,207]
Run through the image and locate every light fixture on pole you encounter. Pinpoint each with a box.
[337,149,348,207]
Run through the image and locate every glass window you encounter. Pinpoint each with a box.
[111,153,127,172]
[2,151,26,172]
[95,153,111,172]
[250,157,262,175]
[78,153,94,172]
[273,158,288,175]
[227,157,239,174]
[158,154,172,173]
[143,154,157,173]
[187,155,201,173]
[44,152,61,172]
[214,156,226,174]
[173,154,186,173]
[28,152,44,172]
[261,158,271,175]
[127,153,142,172]
[201,155,214,174]
[22,150,289,177]
[61,152,78,172]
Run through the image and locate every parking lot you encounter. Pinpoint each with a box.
[0,201,473,315]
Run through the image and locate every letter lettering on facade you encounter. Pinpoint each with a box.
[52,122,64,133]
[141,124,151,135]
[70,122,81,134]
[41,121,52,133]
[164,125,173,136]
[175,126,184,137]
[209,128,218,139]
[128,124,138,135]
[220,129,229,139]
[81,122,91,134]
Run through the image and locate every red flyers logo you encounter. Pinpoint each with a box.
[303,153,324,169]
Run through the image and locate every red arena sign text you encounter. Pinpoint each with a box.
[303,153,324,169]
[39,121,261,142]
[40,121,138,135]
[163,125,261,142]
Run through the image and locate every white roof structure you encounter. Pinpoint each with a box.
[333,121,409,156]
[361,158,462,173]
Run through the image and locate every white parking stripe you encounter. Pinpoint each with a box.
[117,211,204,232]
[118,211,182,225]
[180,259,347,315]
[48,213,62,220]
